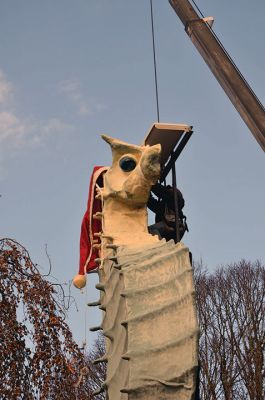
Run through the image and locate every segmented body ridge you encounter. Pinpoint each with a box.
[93,240,199,399]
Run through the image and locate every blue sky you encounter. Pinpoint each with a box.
[1,0,264,347]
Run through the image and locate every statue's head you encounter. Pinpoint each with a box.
[102,134,161,206]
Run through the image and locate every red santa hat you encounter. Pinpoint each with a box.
[73,166,108,289]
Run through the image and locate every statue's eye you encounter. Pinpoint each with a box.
[119,156,137,172]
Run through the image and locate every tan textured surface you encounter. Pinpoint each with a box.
[99,241,199,399]
[98,260,128,400]
[93,135,199,399]
[100,135,161,248]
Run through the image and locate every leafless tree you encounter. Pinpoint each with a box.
[84,334,107,399]
[195,259,265,400]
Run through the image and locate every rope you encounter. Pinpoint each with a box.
[150,0,160,122]
[85,283,88,350]
[81,282,88,354]
[190,0,204,18]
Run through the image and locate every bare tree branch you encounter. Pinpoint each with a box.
[195,259,265,400]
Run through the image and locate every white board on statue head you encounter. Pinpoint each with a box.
[143,123,192,166]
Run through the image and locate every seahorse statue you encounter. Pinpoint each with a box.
[88,134,199,399]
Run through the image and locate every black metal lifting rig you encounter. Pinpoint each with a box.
[144,123,193,243]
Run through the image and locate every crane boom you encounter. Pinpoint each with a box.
[169,0,265,151]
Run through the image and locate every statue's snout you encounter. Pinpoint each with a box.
[140,144,161,184]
